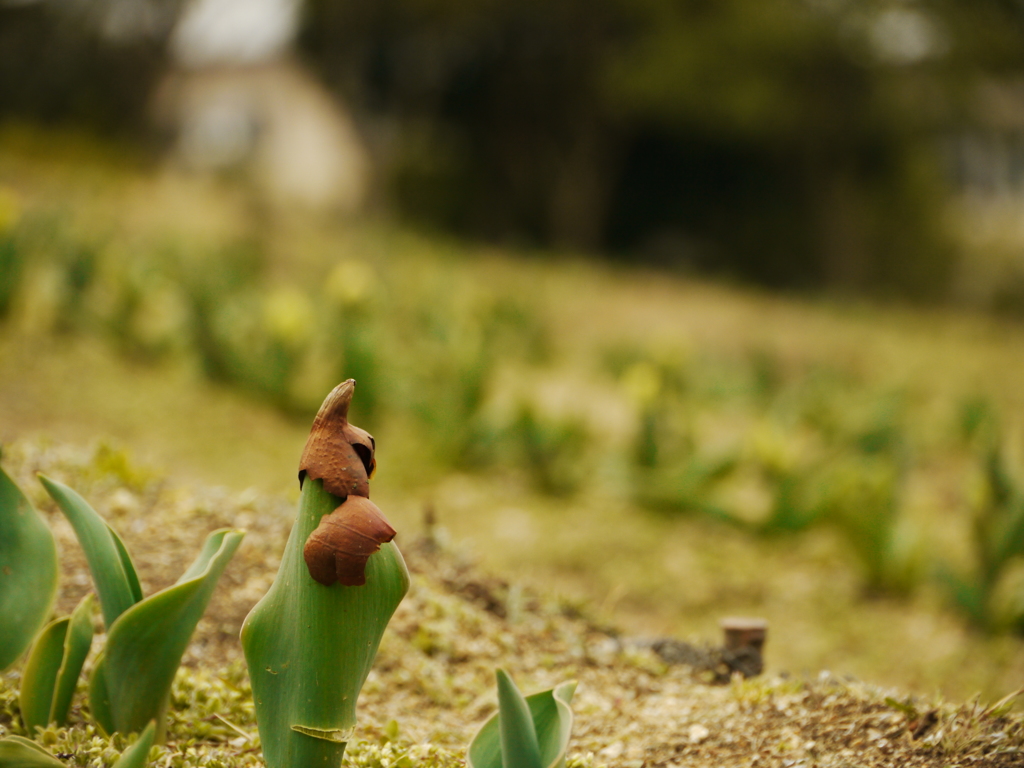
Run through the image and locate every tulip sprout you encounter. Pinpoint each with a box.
[38,475,243,741]
[242,380,410,768]
[468,670,577,768]
[19,593,95,733]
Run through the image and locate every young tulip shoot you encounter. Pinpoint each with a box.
[38,475,142,630]
[88,528,243,740]
[20,593,95,733]
[242,380,409,768]
[468,671,578,768]
[39,474,243,741]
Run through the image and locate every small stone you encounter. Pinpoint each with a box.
[600,742,625,759]
[688,724,710,743]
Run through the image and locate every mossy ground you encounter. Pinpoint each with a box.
[1,442,1023,768]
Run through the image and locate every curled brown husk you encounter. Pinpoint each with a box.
[303,495,397,586]
[299,380,394,586]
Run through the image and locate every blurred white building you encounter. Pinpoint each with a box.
[154,0,370,212]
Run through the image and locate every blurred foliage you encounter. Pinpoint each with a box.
[617,343,923,596]
[0,1,173,135]
[942,421,1024,633]
[8,175,1024,637]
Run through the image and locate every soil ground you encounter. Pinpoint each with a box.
[2,441,1023,768]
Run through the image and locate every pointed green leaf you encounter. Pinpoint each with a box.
[112,721,156,768]
[50,593,96,725]
[38,475,140,628]
[0,736,65,768]
[241,479,410,768]
[534,681,576,768]
[496,670,542,768]
[468,677,577,768]
[19,619,67,735]
[0,464,58,671]
[22,594,96,732]
[91,528,243,738]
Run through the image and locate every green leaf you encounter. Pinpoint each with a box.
[19,618,66,735]
[0,736,65,768]
[496,670,542,768]
[50,593,96,724]
[468,676,577,768]
[18,596,95,733]
[112,721,157,768]
[535,681,577,768]
[38,475,141,629]
[241,479,410,768]
[0,464,58,671]
[90,528,243,739]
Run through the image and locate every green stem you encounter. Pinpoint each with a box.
[242,479,409,768]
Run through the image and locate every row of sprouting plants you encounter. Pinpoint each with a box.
[0,383,578,768]
[4,207,1024,634]
[617,348,1024,635]
[0,209,553,471]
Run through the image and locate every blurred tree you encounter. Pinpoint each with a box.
[0,0,178,134]
[301,0,626,249]
[600,0,956,293]
[300,0,1024,296]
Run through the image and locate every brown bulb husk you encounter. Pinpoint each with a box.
[298,379,388,586]
[304,496,396,586]
[298,380,375,498]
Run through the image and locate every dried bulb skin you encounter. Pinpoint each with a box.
[346,424,376,478]
[304,496,396,586]
[299,380,388,586]
[299,380,375,498]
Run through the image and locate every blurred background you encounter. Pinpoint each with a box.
[5,0,1024,703]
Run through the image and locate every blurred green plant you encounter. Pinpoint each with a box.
[943,435,1024,632]
[816,458,921,596]
[39,474,243,740]
[0,459,58,671]
[467,670,576,768]
[0,234,21,321]
[506,404,591,497]
[618,344,926,595]
[409,341,495,469]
